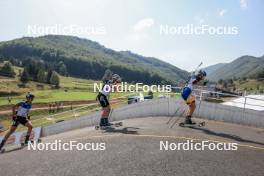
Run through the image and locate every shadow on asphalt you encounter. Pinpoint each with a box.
[1,146,24,154]
[256,130,264,134]
[187,126,264,146]
[102,127,140,135]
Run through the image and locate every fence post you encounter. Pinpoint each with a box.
[197,91,203,118]
[243,96,247,122]
[167,97,170,116]
[199,90,202,101]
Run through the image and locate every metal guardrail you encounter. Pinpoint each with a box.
[171,86,264,111]
[36,93,134,126]
[0,93,135,133]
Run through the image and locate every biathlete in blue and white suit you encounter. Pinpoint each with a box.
[0,93,35,150]
[181,70,207,124]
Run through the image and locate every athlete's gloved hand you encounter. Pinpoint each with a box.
[203,81,207,86]
[12,115,17,120]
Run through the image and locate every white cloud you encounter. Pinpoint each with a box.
[194,13,209,24]
[240,0,248,9]
[126,18,155,42]
[133,18,154,32]
[218,9,227,17]
[194,16,206,24]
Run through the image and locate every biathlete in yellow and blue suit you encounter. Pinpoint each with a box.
[181,70,207,124]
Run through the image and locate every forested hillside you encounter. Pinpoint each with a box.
[203,63,226,75]
[207,55,264,81]
[0,35,189,85]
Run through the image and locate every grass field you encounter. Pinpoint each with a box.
[0,69,100,105]
[234,79,264,92]
[0,71,173,106]
[0,64,148,106]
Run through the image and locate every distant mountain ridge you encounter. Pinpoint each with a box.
[0,35,189,85]
[203,63,226,75]
[207,55,264,81]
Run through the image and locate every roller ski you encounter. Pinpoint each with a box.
[0,138,42,154]
[20,138,42,147]
[95,122,123,130]
[95,118,123,130]
[179,116,205,127]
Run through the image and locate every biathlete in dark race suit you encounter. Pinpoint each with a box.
[0,93,35,150]
[181,70,207,124]
[97,71,121,127]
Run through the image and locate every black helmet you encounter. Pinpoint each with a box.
[198,70,207,77]
[26,92,35,99]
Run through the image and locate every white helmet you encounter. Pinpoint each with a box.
[112,74,121,82]
[102,69,113,82]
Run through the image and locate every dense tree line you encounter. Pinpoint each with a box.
[0,35,189,85]
[20,61,61,87]
[0,59,61,87]
[251,67,264,80]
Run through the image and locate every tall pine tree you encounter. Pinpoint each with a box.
[37,69,46,83]
[56,61,67,76]
[20,68,30,83]
[0,61,16,77]
[49,71,60,88]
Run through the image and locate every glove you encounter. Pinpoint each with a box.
[12,115,17,121]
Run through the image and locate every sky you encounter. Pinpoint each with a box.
[0,0,263,71]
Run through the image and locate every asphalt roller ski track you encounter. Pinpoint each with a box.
[0,116,264,176]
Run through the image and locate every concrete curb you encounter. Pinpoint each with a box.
[41,98,264,137]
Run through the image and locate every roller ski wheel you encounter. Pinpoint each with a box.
[113,122,123,127]
[21,139,42,147]
[198,122,205,127]
[0,148,5,154]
